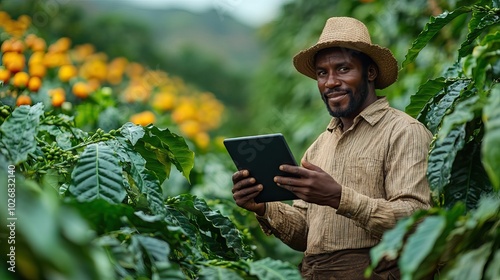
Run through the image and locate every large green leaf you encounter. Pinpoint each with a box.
[135,234,186,279]
[249,258,302,280]
[402,6,473,69]
[458,9,500,59]
[399,216,446,280]
[437,93,480,141]
[0,103,44,164]
[111,138,166,216]
[441,242,493,280]
[482,82,500,190]
[70,143,126,204]
[427,124,466,198]
[405,77,447,119]
[192,196,252,260]
[369,211,428,270]
[443,139,492,210]
[120,122,145,146]
[135,125,194,183]
[198,266,244,280]
[470,33,500,92]
[166,194,252,260]
[485,249,500,280]
[68,199,135,234]
[424,79,470,134]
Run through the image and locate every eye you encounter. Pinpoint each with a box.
[338,66,349,73]
[316,69,327,77]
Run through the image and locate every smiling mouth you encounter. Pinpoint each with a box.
[325,91,348,103]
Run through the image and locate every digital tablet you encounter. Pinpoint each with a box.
[223,133,299,203]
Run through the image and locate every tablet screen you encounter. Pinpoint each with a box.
[224,133,299,203]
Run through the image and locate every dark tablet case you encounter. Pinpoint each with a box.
[223,133,299,203]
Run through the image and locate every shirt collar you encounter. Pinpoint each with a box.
[326,97,389,132]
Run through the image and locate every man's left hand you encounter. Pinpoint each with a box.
[274,159,342,209]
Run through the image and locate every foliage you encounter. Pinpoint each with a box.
[0,103,302,279]
[369,1,500,279]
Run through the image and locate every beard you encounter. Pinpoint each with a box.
[321,77,369,118]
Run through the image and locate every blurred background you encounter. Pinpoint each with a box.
[0,0,475,267]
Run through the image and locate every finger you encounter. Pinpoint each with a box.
[232,177,256,193]
[274,176,301,188]
[232,170,249,183]
[233,184,262,200]
[279,164,303,176]
[301,159,322,171]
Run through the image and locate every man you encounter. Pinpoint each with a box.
[231,17,432,279]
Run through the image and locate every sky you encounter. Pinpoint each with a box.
[124,0,291,26]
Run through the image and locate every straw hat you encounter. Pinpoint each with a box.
[293,17,398,89]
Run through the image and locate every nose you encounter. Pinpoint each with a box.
[324,74,341,89]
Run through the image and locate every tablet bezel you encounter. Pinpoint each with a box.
[223,133,299,203]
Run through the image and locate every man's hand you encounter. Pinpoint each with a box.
[232,170,266,216]
[274,159,342,209]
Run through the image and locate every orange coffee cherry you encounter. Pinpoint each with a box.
[130,111,155,126]
[29,63,46,78]
[49,88,66,107]
[72,81,92,98]
[16,95,32,106]
[58,64,78,82]
[12,72,29,88]
[0,68,11,83]
[28,76,42,92]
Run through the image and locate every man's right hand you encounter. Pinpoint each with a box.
[231,170,266,216]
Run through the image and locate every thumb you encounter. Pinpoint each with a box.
[301,159,322,171]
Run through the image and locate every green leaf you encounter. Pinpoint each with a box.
[438,93,480,141]
[424,79,470,134]
[482,84,500,190]
[166,194,252,260]
[192,196,251,260]
[198,266,245,280]
[473,48,500,92]
[70,143,126,204]
[402,6,473,68]
[68,200,136,234]
[443,139,492,210]
[0,103,44,164]
[485,249,500,280]
[134,235,170,263]
[405,77,447,119]
[120,122,145,146]
[369,210,429,273]
[249,258,302,280]
[427,124,466,197]
[441,242,493,280]
[399,216,447,280]
[137,125,195,182]
[111,138,166,216]
[458,9,500,58]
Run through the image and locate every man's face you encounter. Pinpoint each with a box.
[314,48,371,119]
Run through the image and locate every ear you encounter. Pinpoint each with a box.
[367,64,378,82]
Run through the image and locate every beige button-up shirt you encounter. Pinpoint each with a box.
[257,97,433,256]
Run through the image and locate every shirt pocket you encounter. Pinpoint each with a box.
[343,157,385,198]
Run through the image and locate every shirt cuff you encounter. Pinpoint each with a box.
[255,202,275,235]
[337,186,370,223]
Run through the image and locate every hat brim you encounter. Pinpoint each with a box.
[293,41,398,89]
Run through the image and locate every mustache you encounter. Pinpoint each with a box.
[322,88,352,96]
